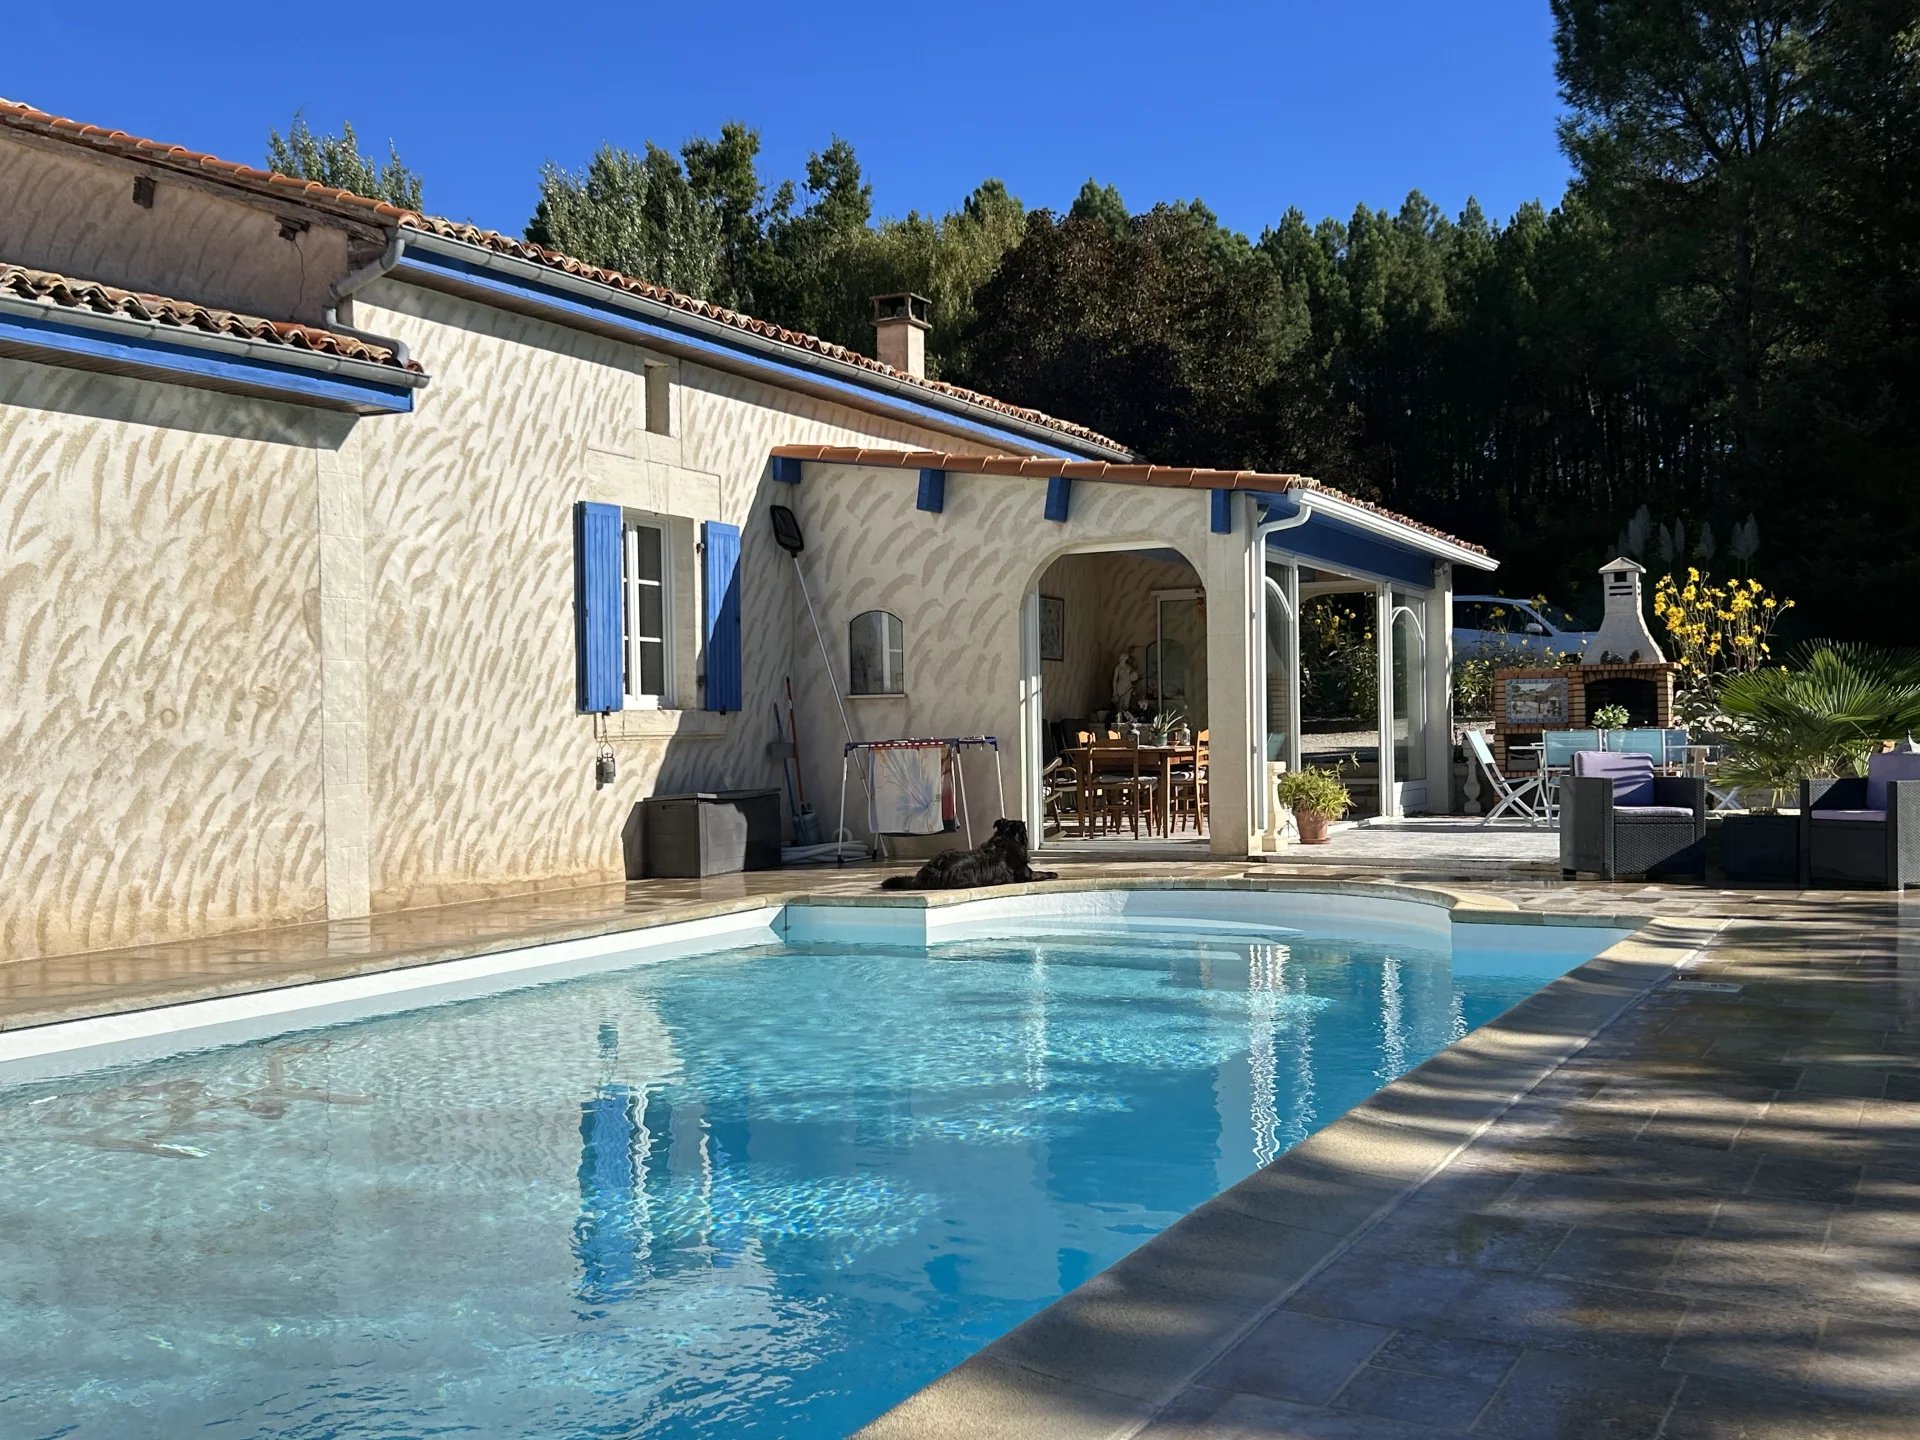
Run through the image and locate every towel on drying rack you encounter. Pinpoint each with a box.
[868,743,953,835]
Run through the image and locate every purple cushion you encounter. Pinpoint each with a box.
[1813,809,1887,823]
[1572,750,1655,807]
[1865,752,1920,811]
[1614,806,1699,821]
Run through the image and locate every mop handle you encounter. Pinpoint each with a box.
[793,556,859,749]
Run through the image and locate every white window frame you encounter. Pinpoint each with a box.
[621,512,673,709]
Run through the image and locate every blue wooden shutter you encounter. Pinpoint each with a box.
[702,520,743,712]
[574,501,624,713]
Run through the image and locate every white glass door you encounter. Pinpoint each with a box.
[1389,590,1429,813]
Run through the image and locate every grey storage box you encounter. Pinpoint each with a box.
[639,788,781,878]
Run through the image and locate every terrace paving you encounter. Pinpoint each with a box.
[3,838,1917,1438]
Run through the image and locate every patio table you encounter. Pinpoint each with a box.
[1066,744,1198,837]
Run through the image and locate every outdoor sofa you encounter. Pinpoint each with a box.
[1559,750,1707,881]
[1799,751,1920,890]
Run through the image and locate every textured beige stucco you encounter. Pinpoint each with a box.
[789,466,1254,854]
[345,279,1035,912]
[0,357,337,959]
[0,137,355,323]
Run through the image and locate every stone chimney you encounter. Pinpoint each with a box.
[1583,556,1667,664]
[872,293,931,377]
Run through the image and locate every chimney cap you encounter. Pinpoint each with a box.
[1599,556,1646,576]
[871,292,932,330]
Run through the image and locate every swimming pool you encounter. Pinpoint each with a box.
[0,895,1630,1440]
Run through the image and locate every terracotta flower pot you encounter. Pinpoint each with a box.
[1296,811,1334,844]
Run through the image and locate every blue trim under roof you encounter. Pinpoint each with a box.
[1257,491,1434,589]
[0,308,417,415]
[389,244,1098,460]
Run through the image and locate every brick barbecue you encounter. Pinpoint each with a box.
[1491,662,1677,769]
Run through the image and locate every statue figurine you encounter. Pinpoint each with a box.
[1111,649,1141,717]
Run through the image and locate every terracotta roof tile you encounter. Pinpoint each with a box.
[769,445,1492,557]
[0,263,421,372]
[0,97,1125,453]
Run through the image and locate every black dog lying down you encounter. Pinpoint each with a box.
[879,818,1059,890]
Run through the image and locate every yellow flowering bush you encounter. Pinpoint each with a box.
[1651,569,1793,686]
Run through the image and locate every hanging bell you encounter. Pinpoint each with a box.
[595,742,617,788]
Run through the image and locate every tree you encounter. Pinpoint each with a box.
[268,115,424,210]
[681,122,769,311]
[526,143,722,299]
[754,138,877,346]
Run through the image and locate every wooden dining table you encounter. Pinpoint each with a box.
[1065,744,1199,837]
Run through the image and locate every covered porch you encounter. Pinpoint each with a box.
[1257,484,1499,830]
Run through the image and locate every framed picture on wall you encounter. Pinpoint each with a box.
[1039,595,1066,662]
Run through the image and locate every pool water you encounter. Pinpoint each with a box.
[0,922,1617,1439]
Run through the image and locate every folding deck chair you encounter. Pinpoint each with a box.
[1465,730,1546,824]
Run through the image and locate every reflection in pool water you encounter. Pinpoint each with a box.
[0,925,1609,1439]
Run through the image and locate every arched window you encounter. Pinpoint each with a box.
[849,610,905,695]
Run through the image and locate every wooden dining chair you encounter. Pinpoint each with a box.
[1086,740,1160,839]
[1169,730,1209,835]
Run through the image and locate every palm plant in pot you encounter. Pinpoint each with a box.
[1711,643,1920,881]
[1277,762,1352,844]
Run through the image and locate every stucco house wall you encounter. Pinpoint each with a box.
[341,278,1042,912]
[0,357,340,959]
[0,137,356,324]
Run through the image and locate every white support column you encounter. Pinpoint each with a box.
[315,444,371,919]
[1425,563,1456,813]
[1375,582,1397,819]
[1204,495,1258,856]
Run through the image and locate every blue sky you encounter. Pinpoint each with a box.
[4,0,1569,239]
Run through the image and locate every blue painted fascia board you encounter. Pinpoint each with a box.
[391,246,1097,460]
[1210,489,1234,535]
[1044,475,1072,522]
[770,456,804,484]
[916,467,946,513]
[1257,492,1434,589]
[0,309,416,415]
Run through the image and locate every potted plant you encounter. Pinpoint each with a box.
[1277,763,1351,844]
[1591,702,1631,735]
[1149,710,1183,746]
[1710,643,1920,882]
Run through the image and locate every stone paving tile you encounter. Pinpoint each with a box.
[1330,1359,1494,1430]
[1488,1171,1726,1236]
[1291,1259,1693,1368]
[1473,1349,1684,1439]
[1348,1193,1571,1274]
[1189,1310,1389,1405]
[1136,1385,1474,1439]
[1806,1316,1920,1406]
[1659,1372,1913,1440]
[1661,1299,1825,1385]
[1746,1156,1864,1204]
[1537,1225,1688,1284]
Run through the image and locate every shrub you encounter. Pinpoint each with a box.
[1277,763,1352,819]
[1715,643,1920,798]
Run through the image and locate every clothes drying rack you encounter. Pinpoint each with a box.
[838,736,1004,864]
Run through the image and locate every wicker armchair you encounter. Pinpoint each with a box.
[1559,751,1707,880]
[1799,752,1920,890]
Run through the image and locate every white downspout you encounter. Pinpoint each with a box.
[324,229,413,367]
